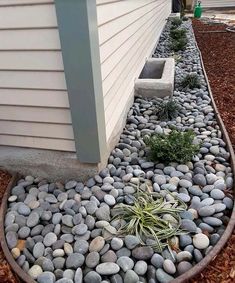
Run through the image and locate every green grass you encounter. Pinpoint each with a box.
[113,187,187,252]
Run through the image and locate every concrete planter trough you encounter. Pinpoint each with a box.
[135,58,175,98]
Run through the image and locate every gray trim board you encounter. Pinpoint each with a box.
[55,0,107,163]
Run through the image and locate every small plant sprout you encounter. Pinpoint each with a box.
[155,99,181,121]
[181,73,201,89]
[144,129,200,164]
[113,185,187,252]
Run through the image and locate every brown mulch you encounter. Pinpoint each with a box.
[192,19,235,149]
[190,19,235,283]
[0,170,20,283]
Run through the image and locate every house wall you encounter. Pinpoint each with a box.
[202,0,235,7]
[96,0,172,143]
[0,0,76,152]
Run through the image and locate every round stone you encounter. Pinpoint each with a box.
[163,259,176,274]
[18,203,31,216]
[177,261,193,275]
[64,243,73,256]
[6,231,18,249]
[210,189,225,200]
[193,174,207,186]
[74,224,88,236]
[176,251,192,262]
[89,236,105,252]
[28,265,43,279]
[85,251,100,268]
[111,237,123,250]
[151,253,164,268]
[101,250,117,263]
[33,242,45,258]
[66,253,85,269]
[117,256,134,272]
[42,258,54,272]
[132,246,154,260]
[104,194,116,206]
[180,219,197,233]
[193,233,210,249]
[198,206,216,217]
[18,226,30,238]
[74,240,89,254]
[62,215,74,227]
[124,270,139,283]
[156,269,174,283]
[84,271,101,283]
[27,212,40,228]
[134,260,148,275]
[53,249,65,257]
[43,232,57,247]
[96,263,120,275]
[124,235,140,249]
[37,271,55,283]
[11,247,20,259]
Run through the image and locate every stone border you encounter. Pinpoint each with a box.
[0,22,234,283]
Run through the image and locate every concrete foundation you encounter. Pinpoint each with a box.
[0,146,105,182]
[134,58,175,98]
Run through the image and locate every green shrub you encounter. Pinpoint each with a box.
[181,73,201,89]
[155,99,181,121]
[170,18,182,28]
[113,187,187,252]
[170,37,188,52]
[182,16,188,21]
[170,28,187,40]
[144,129,200,163]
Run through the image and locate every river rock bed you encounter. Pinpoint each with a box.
[4,20,234,283]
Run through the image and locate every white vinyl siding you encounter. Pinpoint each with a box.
[97,0,172,141]
[0,1,75,152]
[202,0,235,8]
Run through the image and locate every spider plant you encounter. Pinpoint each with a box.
[113,187,187,252]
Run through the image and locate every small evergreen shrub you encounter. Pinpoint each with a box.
[181,73,201,89]
[170,28,187,40]
[182,16,189,21]
[170,18,182,28]
[155,99,181,121]
[144,129,200,163]
[170,37,188,52]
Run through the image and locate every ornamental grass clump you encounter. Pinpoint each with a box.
[155,99,181,121]
[181,73,201,89]
[113,187,187,252]
[144,129,200,163]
